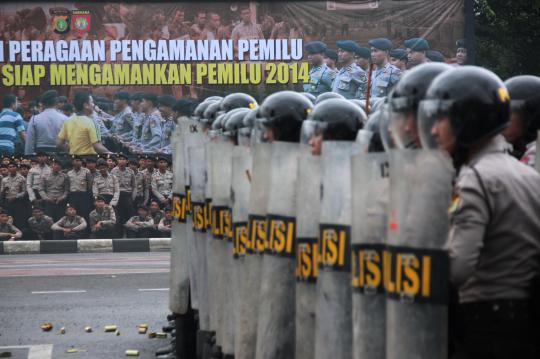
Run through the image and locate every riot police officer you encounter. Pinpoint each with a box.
[304,41,336,97]
[419,66,540,359]
[254,91,313,143]
[387,62,452,149]
[502,75,540,166]
[301,98,365,155]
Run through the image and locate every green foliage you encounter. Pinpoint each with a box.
[475,0,540,79]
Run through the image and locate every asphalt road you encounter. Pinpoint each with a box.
[0,253,172,359]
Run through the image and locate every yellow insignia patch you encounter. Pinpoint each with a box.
[498,87,510,103]
[448,195,461,214]
[249,102,258,109]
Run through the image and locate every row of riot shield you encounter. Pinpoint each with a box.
[169,125,454,359]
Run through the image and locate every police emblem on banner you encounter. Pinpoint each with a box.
[50,8,70,34]
[71,10,91,34]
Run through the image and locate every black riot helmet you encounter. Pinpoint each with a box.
[220,93,258,112]
[419,66,511,164]
[301,99,365,143]
[504,75,540,144]
[255,91,313,143]
[239,108,258,147]
[193,101,214,122]
[301,92,317,104]
[315,92,345,104]
[202,101,223,126]
[205,96,224,102]
[223,108,250,143]
[389,63,452,149]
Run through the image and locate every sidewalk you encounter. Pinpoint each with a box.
[0,238,171,255]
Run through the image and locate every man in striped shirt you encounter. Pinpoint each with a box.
[0,95,26,155]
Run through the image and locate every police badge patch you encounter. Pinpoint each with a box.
[72,9,91,34]
[50,8,71,34]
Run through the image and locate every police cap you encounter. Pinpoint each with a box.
[305,41,327,54]
[158,95,176,108]
[368,38,393,51]
[114,91,130,101]
[426,50,445,63]
[354,46,371,59]
[336,40,359,53]
[456,39,467,49]
[324,48,338,62]
[405,38,430,51]
[389,49,408,61]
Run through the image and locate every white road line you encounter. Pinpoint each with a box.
[31,290,87,294]
[138,288,169,292]
[0,344,53,359]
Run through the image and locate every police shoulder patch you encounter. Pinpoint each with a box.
[448,194,462,214]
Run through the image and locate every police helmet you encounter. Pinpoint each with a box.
[220,93,258,112]
[389,63,452,149]
[504,75,540,143]
[255,91,313,143]
[419,66,510,152]
[301,92,317,104]
[315,92,345,104]
[301,99,365,143]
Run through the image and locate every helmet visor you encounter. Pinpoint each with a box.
[388,104,419,150]
[418,99,453,149]
[379,105,397,152]
[300,120,326,144]
[355,129,373,153]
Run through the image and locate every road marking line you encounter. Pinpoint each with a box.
[0,344,53,359]
[31,290,87,294]
[138,288,169,292]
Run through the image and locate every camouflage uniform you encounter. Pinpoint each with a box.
[89,205,116,239]
[27,215,53,240]
[51,215,87,240]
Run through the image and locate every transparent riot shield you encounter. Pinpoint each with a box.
[385,149,453,359]
[351,152,389,359]
[536,131,540,174]
[205,140,217,339]
[315,141,358,359]
[188,145,210,333]
[170,121,188,315]
[235,142,272,359]
[295,145,322,359]
[231,146,253,358]
[209,141,235,356]
[255,142,300,359]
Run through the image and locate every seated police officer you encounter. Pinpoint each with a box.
[124,205,154,238]
[418,66,540,359]
[51,204,87,240]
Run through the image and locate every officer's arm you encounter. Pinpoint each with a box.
[24,119,35,155]
[59,176,69,201]
[110,176,120,207]
[151,175,165,202]
[51,219,64,231]
[146,118,163,151]
[72,217,87,232]
[105,208,117,226]
[447,176,489,287]
[10,225,22,239]
[38,177,49,201]
[143,176,150,205]
[157,218,170,232]
[140,218,154,228]
[86,171,93,192]
[15,178,27,199]
[131,173,137,200]
[26,173,35,202]
[124,217,136,229]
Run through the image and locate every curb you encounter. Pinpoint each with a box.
[1,238,171,255]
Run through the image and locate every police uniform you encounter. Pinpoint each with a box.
[366,38,402,100]
[160,116,176,154]
[449,136,540,358]
[158,216,172,237]
[27,214,53,241]
[149,208,164,237]
[0,222,22,241]
[51,213,87,240]
[89,203,116,239]
[139,109,163,153]
[92,172,120,207]
[67,163,93,222]
[404,37,430,68]
[111,160,137,234]
[304,41,336,97]
[124,213,154,238]
[39,169,69,222]
[133,166,150,207]
[1,171,28,229]
[130,111,144,147]
[26,163,51,202]
[112,106,134,140]
[332,40,367,99]
[151,168,173,205]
